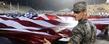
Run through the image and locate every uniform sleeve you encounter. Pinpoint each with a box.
[68,27,83,44]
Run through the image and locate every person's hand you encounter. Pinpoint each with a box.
[43,38,51,44]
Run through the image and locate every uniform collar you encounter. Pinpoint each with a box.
[79,19,88,24]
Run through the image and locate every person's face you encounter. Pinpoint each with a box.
[74,11,88,21]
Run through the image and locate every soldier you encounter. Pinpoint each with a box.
[68,1,96,44]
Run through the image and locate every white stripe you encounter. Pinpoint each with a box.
[52,16,78,32]
[38,14,49,20]
[88,18,109,21]
[0,18,41,30]
[90,21,109,24]
[18,17,56,27]
[89,18,109,24]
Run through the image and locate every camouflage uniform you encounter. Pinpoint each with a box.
[68,20,96,44]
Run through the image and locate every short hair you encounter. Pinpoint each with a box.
[72,1,86,13]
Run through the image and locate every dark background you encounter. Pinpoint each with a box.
[0,0,107,11]
[0,0,59,10]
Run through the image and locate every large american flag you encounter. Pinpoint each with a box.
[0,14,73,44]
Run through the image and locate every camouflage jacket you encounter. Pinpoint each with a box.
[68,20,96,44]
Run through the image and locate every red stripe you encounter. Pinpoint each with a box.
[35,17,46,20]
[26,28,59,35]
[14,20,45,28]
[46,15,59,20]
